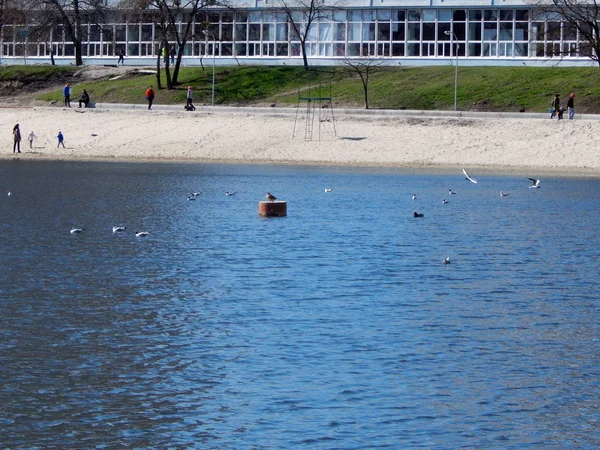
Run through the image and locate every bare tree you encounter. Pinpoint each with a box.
[340,57,385,109]
[120,0,228,88]
[530,1,600,66]
[25,0,106,66]
[277,0,335,70]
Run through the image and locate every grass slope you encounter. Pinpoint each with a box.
[2,64,600,113]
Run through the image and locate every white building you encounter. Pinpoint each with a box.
[0,0,594,66]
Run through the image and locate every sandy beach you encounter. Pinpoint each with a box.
[3,106,600,175]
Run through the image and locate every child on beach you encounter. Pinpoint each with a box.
[57,130,65,148]
[28,131,37,148]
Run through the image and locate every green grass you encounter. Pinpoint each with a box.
[5,64,600,113]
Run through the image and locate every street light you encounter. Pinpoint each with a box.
[203,30,216,107]
[444,30,458,111]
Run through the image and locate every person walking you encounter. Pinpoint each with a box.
[13,124,21,153]
[63,83,72,107]
[186,86,195,111]
[550,93,560,119]
[57,130,65,148]
[170,46,176,65]
[567,92,575,120]
[145,86,155,110]
[117,49,125,65]
[28,131,37,149]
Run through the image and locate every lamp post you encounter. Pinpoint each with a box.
[444,30,458,111]
[203,30,216,107]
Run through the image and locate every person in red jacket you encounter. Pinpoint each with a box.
[145,86,155,110]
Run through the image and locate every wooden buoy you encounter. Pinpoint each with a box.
[258,200,287,217]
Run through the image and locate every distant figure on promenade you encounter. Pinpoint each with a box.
[57,130,65,148]
[567,92,575,120]
[170,46,176,65]
[146,86,155,110]
[557,106,564,120]
[117,49,125,65]
[28,131,37,149]
[13,124,21,153]
[185,86,195,111]
[550,93,560,119]
[162,47,168,65]
[79,89,90,108]
[63,83,72,107]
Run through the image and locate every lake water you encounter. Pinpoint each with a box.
[0,160,599,449]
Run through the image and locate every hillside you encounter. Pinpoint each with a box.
[2,64,600,113]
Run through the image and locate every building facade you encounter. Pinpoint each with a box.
[0,1,594,67]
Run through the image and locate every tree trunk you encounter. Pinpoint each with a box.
[301,40,309,70]
[155,44,162,90]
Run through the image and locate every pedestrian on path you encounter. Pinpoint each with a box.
[57,130,65,148]
[567,92,575,120]
[13,124,21,153]
[185,86,195,111]
[63,83,72,107]
[550,93,560,119]
[117,49,125,65]
[146,86,155,110]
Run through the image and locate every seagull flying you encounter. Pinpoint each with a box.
[463,169,478,184]
[449,189,457,195]
[528,178,541,189]
[266,192,277,202]
[70,227,84,234]
[135,231,150,237]
[112,226,127,233]
[500,191,510,197]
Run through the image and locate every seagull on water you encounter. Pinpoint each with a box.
[442,199,449,204]
[112,226,127,233]
[443,256,451,264]
[225,191,236,196]
[528,178,541,189]
[413,212,424,218]
[7,191,11,197]
[500,191,510,197]
[448,189,457,195]
[324,188,332,193]
[187,196,197,201]
[266,192,277,202]
[135,231,150,237]
[463,169,478,184]
[70,227,85,234]
[191,192,201,197]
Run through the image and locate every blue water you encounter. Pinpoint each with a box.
[0,160,599,449]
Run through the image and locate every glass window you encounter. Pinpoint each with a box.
[515,10,529,21]
[249,24,260,40]
[453,10,466,21]
[483,10,498,21]
[423,10,436,22]
[235,24,247,40]
[115,25,126,41]
[407,10,421,21]
[484,22,497,40]
[438,10,452,21]
[363,23,375,40]
[333,10,346,21]
[392,23,405,40]
[363,10,375,21]
[408,23,420,40]
[142,25,152,41]
[276,23,288,40]
[469,23,482,40]
[347,42,360,56]
[438,24,451,39]
[127,43,139,56]
[235,43,247,56]
[262,23,274,41]
[514,22,528,40]
[235,12,248,22]
[127,25,139,41]
[222,24,233,40]
[392,42,405,55]
[276,43,288,56]
[319,23,332,41]
[407,42,420,56]
[349,10,362,21]
[499,22,513,40]
[392,11,406,21]
[378,23,390,40]
[500,10,513,21]
[468,42,481,56]
[348,23,361,41]
[469,10,482,21]
[335,22,346,40]
[335,43,345,56]
[423,23,435,40]
[377,10,391,20]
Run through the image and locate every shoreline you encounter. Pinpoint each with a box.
[2,107,600,177]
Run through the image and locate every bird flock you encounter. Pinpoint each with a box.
[7,170,541,263]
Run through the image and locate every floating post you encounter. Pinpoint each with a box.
[258,200,287,217]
